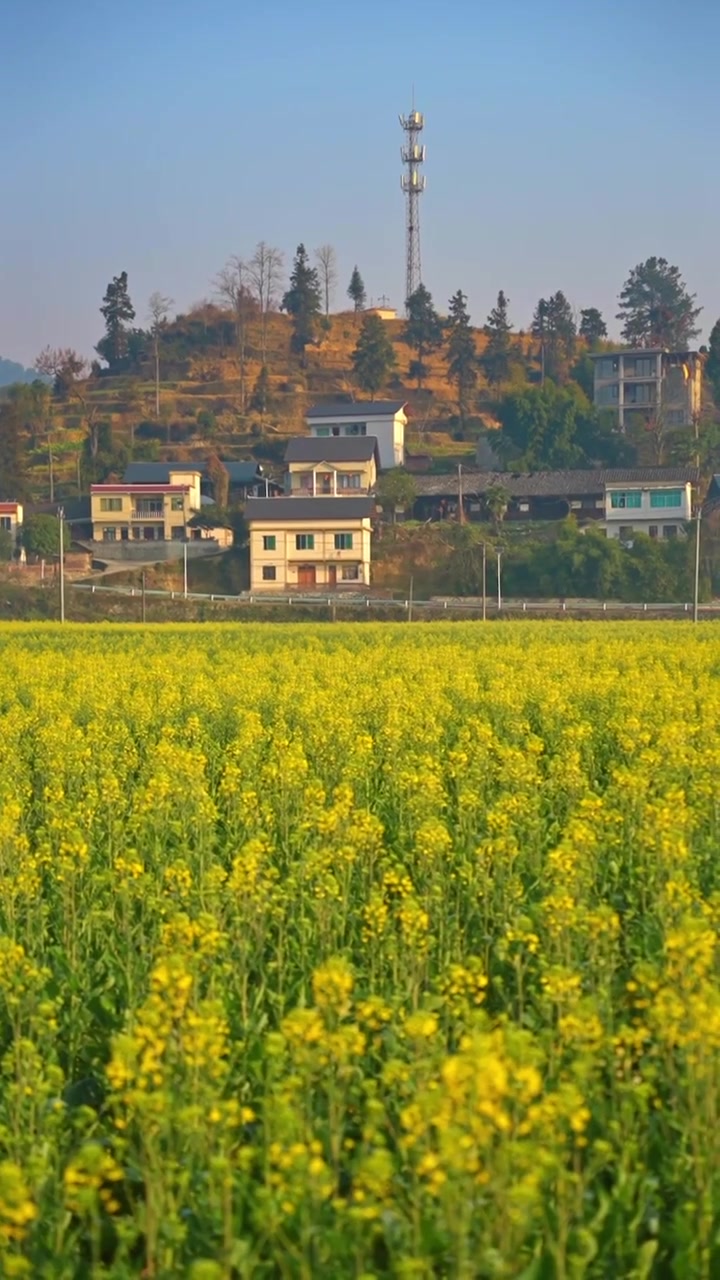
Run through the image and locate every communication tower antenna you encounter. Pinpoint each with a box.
[399,101,426,308]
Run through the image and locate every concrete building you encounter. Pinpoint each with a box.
[284,437,379,496]
[591,350,702,430]
[306,401,406,469]
[246,496,373,591]
[604,478,693,541]
[91,470,203,544]
[0,503,23,545]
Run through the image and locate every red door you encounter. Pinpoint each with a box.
[328,565,337,587]
[298,565,316,587]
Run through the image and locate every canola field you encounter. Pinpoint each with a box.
[0,621,719,1279]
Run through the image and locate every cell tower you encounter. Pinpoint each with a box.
[400,103,426,307]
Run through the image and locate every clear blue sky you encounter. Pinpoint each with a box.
[3,0,719,365]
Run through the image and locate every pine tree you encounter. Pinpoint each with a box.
[352,314,397,398]
[579,308,607,346]
[445,290,478,423]
[250,365,272,416]
[617,257,702,348]
[282,245,322,367]
[96,272,135,371]
[532,292,576,382]
[482,290,513,388]
[403,284,443,389]
[347,266,366,313]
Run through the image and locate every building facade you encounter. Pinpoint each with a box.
[591,350,702,430]
[246,496,373,591]
[306,401,406,469]
[90,470,203,543]
[604,480,693,541]
[0,503,23,545]
[284,438,379,495]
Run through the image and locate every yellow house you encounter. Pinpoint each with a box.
[246,497,373,591]
[284,437,379,495]
[90,469,203,544]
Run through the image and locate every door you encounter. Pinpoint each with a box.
[298,564,316,587]
[328,565,337,587]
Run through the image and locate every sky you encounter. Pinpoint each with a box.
[2,0,720,366]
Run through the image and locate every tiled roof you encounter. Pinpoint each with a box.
[284,437,379,463]
[123,460,262,484]
[413,467,699,500]
[245,497,374,521]
[306,400,406,418]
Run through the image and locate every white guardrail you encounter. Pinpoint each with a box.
[69,583,717,615]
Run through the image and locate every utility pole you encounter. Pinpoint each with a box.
[497,549,502,612]
[183,539,189,600]
[482,543,487,621]
[58,506,65,624]
[693,503,702,624]
[457,464,465,524]
[408,574,414,622]
[141,570,147,623]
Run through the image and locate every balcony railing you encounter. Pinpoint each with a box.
[131,507,164,519]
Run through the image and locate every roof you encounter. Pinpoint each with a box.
[0,503,21,514]
[245,497,374,522]
[306,400,407,419]
[284,437,379,464]
[413,467,699,500]
[223,461,264,483]
[589,349,699,360]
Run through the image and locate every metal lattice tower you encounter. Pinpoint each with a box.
[400,104,426,307]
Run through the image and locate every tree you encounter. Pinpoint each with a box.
[376,469,417,523]
[579,308,607,346]
[0,400,29,499]
[216,258,256,412]
[496,382,599,470]
[249,242,284,365]
[347,266,366,314]
[706,319,720,407]
[148,292,174,419]
[352,313,397,398]
[531,293,576,383]
[617,257,702,349]
[445,290,477,423]
[250,365,273,417]
[282,245,322,368]
[403,284,443,389]
[531,298,549,384]
[35,347,87,399]
[96,272,136,371]
[482,291,513,388]
[22,513,69,560]
[484,483,510,529]
[315,245,338,317]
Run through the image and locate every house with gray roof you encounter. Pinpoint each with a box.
[306,400,406,470]
[245,496,375,592]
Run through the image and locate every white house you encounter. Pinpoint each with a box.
[306,401,406,470]
[0,503,23,547]
[604,478,694,541]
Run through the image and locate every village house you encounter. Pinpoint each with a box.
[412,467,699,536]
[123,459,280,501]
[306,400,406,470]
[591,349,702,430]
[284,437,379,496]
[245,496,373,591]
[0,502,23,545]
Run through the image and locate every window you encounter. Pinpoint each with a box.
[346,423,367,436]
[624,383,655,405]
[596,383,619,406]
[610,491,642,509]
[331,427,340,436]
[341,564,360,581]
[334,533,353,550]
[595,358,619,379]
[662,525,678,539]
[295,534,314,550]
[666,410,686,426]
[649,525,659,539]
[298,473,313,491]
[263,535,276,550]
[339,473,361,489]
[650,489,682,509]
[626,357,656,378]
[318,472,333,494]
[315,427,330,437]
[262,565,277,581]
[0,517,10,532]
[171,496,184,511]
[102,528,117,542]
[100,497,122,512]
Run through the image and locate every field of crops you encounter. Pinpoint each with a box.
[0,622,719,1278]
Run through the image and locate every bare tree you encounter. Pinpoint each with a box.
[248,242,284,364]
[215,257,256,412]
[35,347,88,397]
[315,244,337,317]
[147,292,174,418]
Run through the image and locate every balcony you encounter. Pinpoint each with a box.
[131,506,164,520]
